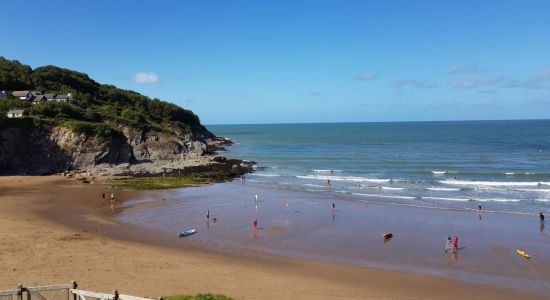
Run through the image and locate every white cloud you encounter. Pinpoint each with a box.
[134,72,159,84]
[392,79,436,89]
[354,72,377,81]
[449,64,483,75]
[452,77,505,90]
[505,69,550,89]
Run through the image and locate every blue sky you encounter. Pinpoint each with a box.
[2,0,550,124]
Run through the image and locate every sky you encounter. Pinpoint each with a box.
[2,0,550,124]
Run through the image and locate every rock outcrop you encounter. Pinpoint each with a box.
[0,123,240,176]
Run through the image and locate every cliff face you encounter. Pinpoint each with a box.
[0,124,213,175]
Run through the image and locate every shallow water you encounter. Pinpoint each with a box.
[208,120,550,213]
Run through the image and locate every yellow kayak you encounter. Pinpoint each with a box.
[516,249,531,259]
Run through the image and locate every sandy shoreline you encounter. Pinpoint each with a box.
[0,176,546,299]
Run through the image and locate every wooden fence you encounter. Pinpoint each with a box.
[0,283,155,300]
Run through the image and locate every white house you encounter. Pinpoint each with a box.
[6,109,24,118]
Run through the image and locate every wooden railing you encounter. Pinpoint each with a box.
[70,289,155,300]
[0,283,156,300]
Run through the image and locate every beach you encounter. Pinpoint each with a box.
[0,176,547,299]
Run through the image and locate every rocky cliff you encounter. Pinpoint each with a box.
[0,122,238,176]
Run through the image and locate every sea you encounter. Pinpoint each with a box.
[208,120,550,214]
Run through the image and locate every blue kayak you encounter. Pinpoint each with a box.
[178,229,196,237]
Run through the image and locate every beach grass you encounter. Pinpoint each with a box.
[163,294,233,300]
[111,176,210,190]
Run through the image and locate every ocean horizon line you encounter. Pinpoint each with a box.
[205,118,550,126]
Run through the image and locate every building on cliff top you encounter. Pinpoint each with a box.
[11,91,73,103]
[6,109,24,118]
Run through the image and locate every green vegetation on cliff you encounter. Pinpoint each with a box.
[0,57,212,137]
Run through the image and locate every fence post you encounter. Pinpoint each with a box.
[17,285,22,300]
[70,281,77,300]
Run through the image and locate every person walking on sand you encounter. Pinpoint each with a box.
[206,210,210,219]
[253,219,258,231]
[331,203,336,215]
[453,236,459,253]
[541,212,545,223]
[478,205,482,214]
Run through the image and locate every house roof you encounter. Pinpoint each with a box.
[31,91,42,96]
[44,93,57,99]
[12,91,30,97]
[33,95,46,102]
[7,109,24,114]
[56,94,70,99]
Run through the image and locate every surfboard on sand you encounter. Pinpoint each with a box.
[178,229,196,237]
[516,249,531,259]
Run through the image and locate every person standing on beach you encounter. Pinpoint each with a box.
[253,219,258,231]
[478,205,482,214]
[331,203,336,215]
[102,192,105,200]
[540,212,545,223]
[453,236,459,252]
[110,192,114,203]
[206,210,210,219]
[445,237,453,253]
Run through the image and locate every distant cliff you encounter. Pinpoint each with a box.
[0,57,247,177]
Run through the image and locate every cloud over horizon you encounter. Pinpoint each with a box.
[392,79,437,89]
[452,77,505,90]
[449,64,483,75]
[134,72,160,84]
[505,69,550,89]
[354,72,377,81]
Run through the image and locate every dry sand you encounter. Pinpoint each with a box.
[0,176,545,299]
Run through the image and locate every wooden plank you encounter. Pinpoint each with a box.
[69,290,154,300]
[70,290,112,300]
[0,291,18,297]
[27,285,71,292]
[119,295,155,300]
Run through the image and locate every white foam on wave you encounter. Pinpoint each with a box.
[302,183,325,188]
[534,199,550,202]
[253,173,281,177]
[426,187,461,192]
[513,188,550,193]
[351,193,416,200]
[381,187,405,191]
[313,169,343,174]
[431,171,457,175]
[440,179,550,187]
[422,196,520,203]
[505,172,515,175]
[422,196,471,202]
[297,175,391,183]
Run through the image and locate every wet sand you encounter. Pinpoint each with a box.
[0,176,547,299]
[119,181,550,294]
